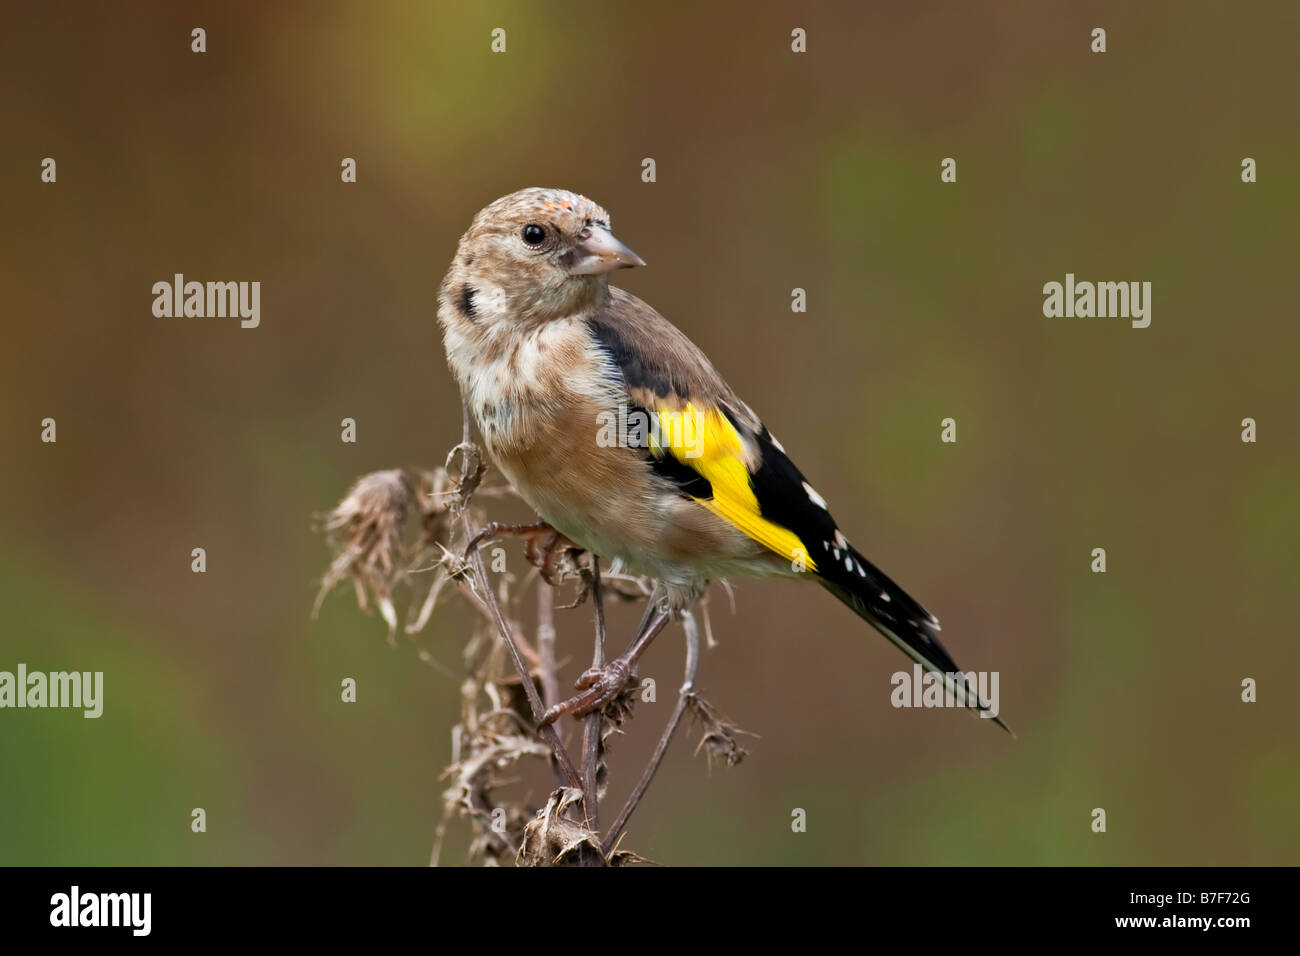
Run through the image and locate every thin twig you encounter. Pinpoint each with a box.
[465,523,584,790]
[581,560,607,832]
[603,608,701,854]
[453,402,584,792]
[537,581,560,708]
[448,569,542,670]
[536,580,567,791]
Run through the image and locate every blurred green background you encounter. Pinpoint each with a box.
[2,0,1297,865]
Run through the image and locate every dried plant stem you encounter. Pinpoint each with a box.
[581,561,608,832]
[536,580,569,791]
[465,534,584,791]
[319,399,749,863]
[603,609,701,854]
[537,581,560,708]
[453,401,584,793]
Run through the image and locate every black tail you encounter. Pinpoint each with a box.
[818,544,1012,736]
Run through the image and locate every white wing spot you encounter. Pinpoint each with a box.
[880,591,891,601]
[802,481,828,510]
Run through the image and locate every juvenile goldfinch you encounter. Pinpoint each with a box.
[438,188,1006,732]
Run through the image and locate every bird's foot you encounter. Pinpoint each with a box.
[538,656,636,727]
[521,528,583,585]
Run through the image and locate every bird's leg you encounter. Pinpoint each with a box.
[463,520,553,557]
[464,521,580,584]
[538,604,672,727]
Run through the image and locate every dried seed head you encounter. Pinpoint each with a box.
[517,788,605,867]
[687,693,756,769]
[313,469,417,641]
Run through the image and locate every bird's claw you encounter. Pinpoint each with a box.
[521,528,582,586]
[538,658,635,727]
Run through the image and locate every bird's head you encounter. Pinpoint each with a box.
[440,187,645,328]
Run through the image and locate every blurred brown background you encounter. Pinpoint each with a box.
[1,0,1297,865]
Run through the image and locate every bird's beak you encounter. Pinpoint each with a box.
[567,225,646,275]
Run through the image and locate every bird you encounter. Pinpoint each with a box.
[437,187,1008,734]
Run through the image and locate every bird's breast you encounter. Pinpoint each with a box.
[451,319,608,452]
[442,311,770,592]
[446,318,611,509]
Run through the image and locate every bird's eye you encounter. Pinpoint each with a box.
[521,224,546,246]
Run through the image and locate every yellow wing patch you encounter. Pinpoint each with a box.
[650,403,816,571]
